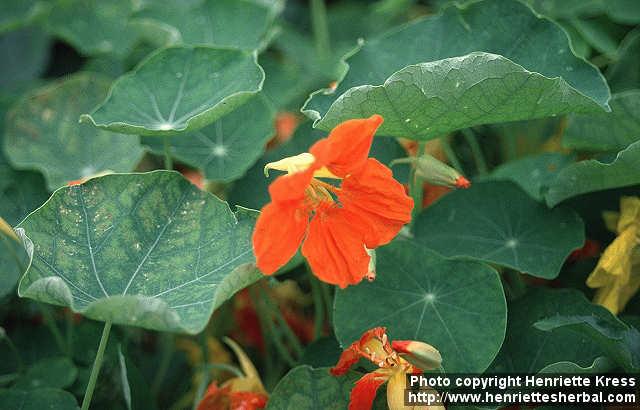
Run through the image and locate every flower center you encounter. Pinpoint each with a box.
[362,332,402,369]
[305,178,339,208]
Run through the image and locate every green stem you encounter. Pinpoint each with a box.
[163,137,173,170]
[198,363,244,379]
[151,333,174,398]
[39,305,68,356]
[310,0,330,58]
[252,287,298,367]
[260,284,304,358]
[410,142,426,223]
[81,320,113,410]
[440,136,464,174]
[461,129,488,175]
[248,286,274,379]
[309,276,325,341]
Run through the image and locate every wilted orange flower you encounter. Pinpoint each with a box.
[197,338,268,410]
[331,327,443,410]
[252,115,413,288]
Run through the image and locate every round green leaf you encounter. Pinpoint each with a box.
[4,73,144,191]
[80,46,265,136]
[17,171,260,334]
[265,366,370,410]
[414,181,584,279]
[314,52,605,140]
[485,153,574,201]
[563,90,640,152]
[546,141,640,206]
[334,240,506,373]
[0,387,79,410]
[489,288,607,373]
[142,96,275,182]
[14,357,78,390]
[44,0,140,56]
[304,0,610,132]
[133,0,283,50]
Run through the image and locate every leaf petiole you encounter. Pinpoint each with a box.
[81,320,113,410]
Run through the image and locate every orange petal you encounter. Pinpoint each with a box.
[268,167,315,203]
[349,370,389,410]
[197,383,231,410]
[253,202,309,274]
[229,391,268,410]
[339,158,413,248]
[331,340,363,376]
[331,327,389,375]
[301,206,370,288]
[309,115,383,177]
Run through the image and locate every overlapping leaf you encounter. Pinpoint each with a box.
[486,153,574,201]
[133,0,283,50]
[265,366,383,410]
[316,53,605,140]
[44,0,140,56]
[489,288,609,373]
[304,0,610,138]
[414,181,584,279]
[0,28,50,94]
[4,73,143,191]
[535,314,640,372]
[142,97,275,182]
[81,46,264,136]
[0,387,79,410]
[334,241,506,373]
[17,171,260,334]
[563,90,640,152]
[546,141,640,206]
[0,0,49,33]
[607,28,640,92]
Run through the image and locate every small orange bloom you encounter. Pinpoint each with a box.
[331,327,443,410]
[197,338,268,410]
[252,115,413,288]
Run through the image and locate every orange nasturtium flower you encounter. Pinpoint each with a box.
[252,115,413,288]
[331,327,443,410]
[197,338,268,410]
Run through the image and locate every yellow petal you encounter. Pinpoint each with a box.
[264,153,316,176]
[223,337,267,394]
[387,370,444,410]
[618,197,640,232]
[603,211,620,234]
[588,223,640,314]
[587,227,637,286]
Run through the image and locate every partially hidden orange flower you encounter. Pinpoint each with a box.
[252,115,413,288]
[197,338,268,410]
[331,327,443,410]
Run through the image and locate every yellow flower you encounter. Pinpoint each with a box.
[587,196,640,314]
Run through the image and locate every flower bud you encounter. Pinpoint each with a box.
[392,155,470,189]
[392,340,442,370]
